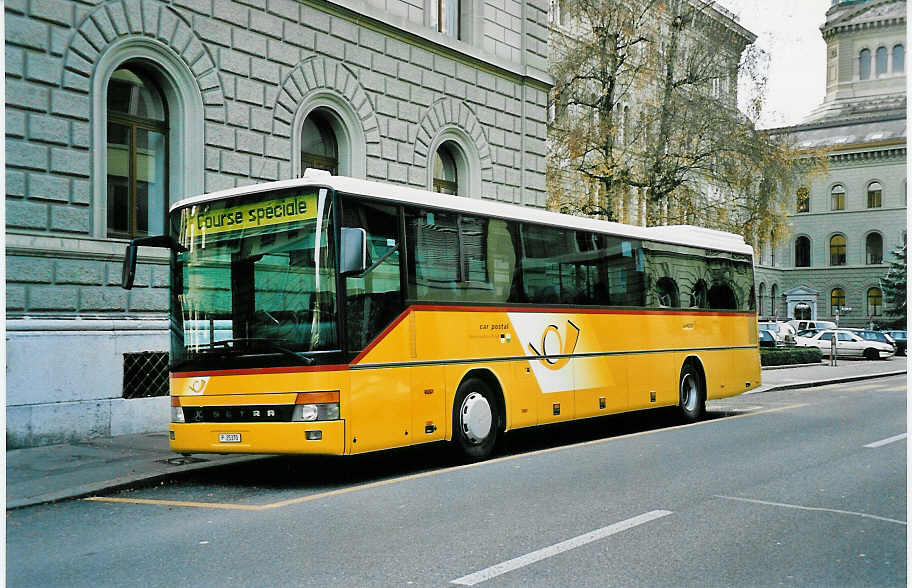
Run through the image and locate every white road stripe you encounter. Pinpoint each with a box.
[450,510,673,586]
[715,495,906,526]
[864,433,907,448]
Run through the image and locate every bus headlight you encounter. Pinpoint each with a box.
[292,391,340,422]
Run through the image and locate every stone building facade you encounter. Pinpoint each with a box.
[5,0,552,446]
[754,0,906,328]
[547,0,755,227]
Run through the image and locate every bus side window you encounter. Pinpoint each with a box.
[342,198,403,352]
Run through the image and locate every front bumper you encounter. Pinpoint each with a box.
[170,420,346,455]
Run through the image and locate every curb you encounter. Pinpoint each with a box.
[6,454,270,510]
[761,362,825,371]
[748,370,906,395]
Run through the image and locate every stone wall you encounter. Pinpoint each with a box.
[5,0,551,446]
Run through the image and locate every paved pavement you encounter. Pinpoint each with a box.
[6,358,906,510]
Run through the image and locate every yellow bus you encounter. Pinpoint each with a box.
[122,171,760,460]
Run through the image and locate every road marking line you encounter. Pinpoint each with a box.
[82,404,807,511]
[864,433,907,448]
[715,495,906,526]
[84,496,263,510]
[450,510,673,586]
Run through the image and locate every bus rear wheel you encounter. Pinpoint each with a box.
[679,363,705,422]
[452,377,499,461]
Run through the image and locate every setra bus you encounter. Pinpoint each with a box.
[122,171,760,460]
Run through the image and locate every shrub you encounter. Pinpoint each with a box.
[761,347,823,366]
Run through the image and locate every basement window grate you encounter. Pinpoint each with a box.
[123,351,169,399]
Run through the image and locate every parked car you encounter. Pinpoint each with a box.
[846,329,896,351]
[796,328,822,338]
[759,321,796,345]
[882,330,907,356]
[789,319,837,332]
[796,329,895,360]
[758,329,782,348]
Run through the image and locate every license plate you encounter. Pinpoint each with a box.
[219,433,241,443]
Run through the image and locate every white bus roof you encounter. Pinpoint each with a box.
[171,172,754,256]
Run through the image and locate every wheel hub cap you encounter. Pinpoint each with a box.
[461,392,492,444]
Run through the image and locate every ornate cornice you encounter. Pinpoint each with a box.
[828,146,906,163]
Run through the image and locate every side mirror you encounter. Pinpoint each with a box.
[121,234,182,290]
[122,241,139,290]
[340,227,368,276]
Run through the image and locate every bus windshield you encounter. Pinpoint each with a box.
[170,188,337,369]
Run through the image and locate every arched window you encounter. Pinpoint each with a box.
[867,181,882,208]
[830,184,846,210]
[893,44,904,73]
[859,48,871,79]
[867,287,883,316]
[795,236,811,267]
[769,231,776,267]
[690,279,708,308]
[876,46,888,75]
[106,65,168,238]
[831,288,845,315]
[866,232,883,264]
[656,277,679,307]
[830,235,846,266]
[758,283,766,316]
[770,284,778,318]
[300,110,338,174]
[796,186,809,213]
[433,144,459,194]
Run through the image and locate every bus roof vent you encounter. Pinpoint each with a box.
[303,168,332,178]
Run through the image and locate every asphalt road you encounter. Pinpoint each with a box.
[7,375,906,587]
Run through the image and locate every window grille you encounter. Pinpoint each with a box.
[123,351,169,399]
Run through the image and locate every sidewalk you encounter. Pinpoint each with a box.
[6,358,906,509]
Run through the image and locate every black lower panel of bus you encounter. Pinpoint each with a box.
[182,405,294,423]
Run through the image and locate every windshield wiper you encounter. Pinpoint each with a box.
[201,338,315,365]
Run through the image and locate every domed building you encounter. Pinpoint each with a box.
[755,0,906,328]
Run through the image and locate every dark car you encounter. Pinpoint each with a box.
[883,330,907,356]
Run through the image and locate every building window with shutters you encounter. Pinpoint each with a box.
[866,232,883,264]
[433,144,459,195]
[796,186,809,213]
[830,234,846,266]
[300,110,339,175]
[434,0,460,39]
[876,46,888,75]
[867,181,882,208]
[867,287,882,317]
[106,66,169,238]
[831,288,846,315]
[795,236,811,267]
[859,48,871,79]
[830,184,846,210]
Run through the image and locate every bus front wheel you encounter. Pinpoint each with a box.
[679,363,705,422]
[452,377,499,461]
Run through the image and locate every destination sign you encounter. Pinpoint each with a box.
[187,193,318,238]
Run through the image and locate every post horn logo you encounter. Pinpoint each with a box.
[528,320,580,370]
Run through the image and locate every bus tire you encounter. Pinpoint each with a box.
[679,362,705,422]
[452,377,499,461]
